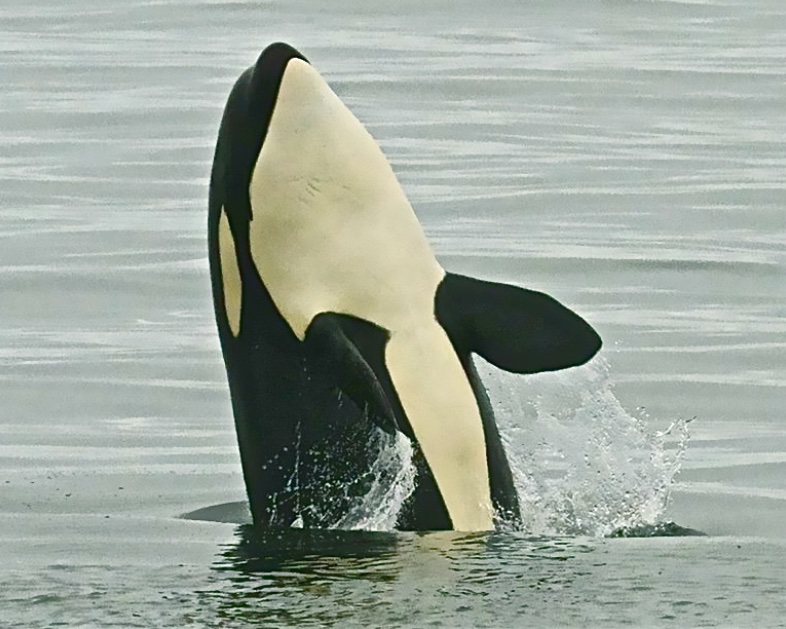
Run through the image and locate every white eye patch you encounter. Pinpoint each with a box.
[218,206,242,337]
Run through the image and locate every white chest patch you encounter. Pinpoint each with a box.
[247,59,493,531]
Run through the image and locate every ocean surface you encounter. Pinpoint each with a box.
[2,0,785,627]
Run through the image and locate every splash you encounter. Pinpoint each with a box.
[320,356,689,536]
[481,356,691,537]
[329,428,416,531]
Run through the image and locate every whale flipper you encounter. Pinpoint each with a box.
[304,313,399,435]
[436,273,602,374]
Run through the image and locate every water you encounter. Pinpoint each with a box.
[2,0,785,626]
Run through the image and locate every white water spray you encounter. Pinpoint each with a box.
[482,355,691,537]
[325,355,689,536]
[330,428,416,531]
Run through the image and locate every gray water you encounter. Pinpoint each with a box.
[2,0,785,626]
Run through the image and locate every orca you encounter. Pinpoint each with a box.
[208,42,601,532]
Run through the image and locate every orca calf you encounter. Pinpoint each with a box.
[208,43,601,531]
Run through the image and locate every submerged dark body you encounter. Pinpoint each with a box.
[208,43,601,530]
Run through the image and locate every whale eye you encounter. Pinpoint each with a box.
[218,206,242,337]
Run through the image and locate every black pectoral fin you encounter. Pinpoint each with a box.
[436,273,602,374]
[304,313,398,434]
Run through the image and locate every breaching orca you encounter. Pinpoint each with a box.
[208,42,601,532]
